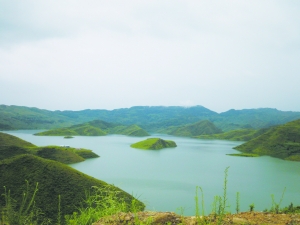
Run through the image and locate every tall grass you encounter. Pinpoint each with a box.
[1,180,50,225]
[194,167,230,225]
[65,185,142,225]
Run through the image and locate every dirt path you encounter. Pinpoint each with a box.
[93,211,300,224]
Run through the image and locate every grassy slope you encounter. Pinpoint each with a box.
[35,120,149,137]
[130,138,177,150]
[234,119,300,161]
[112,125,150,137]
[0,132,36,147]
[0,132,99,163]
[0,154,145,222]
[160,120,222,137]
[196,127,271,141]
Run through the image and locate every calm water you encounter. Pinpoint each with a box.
[5,130,300,215]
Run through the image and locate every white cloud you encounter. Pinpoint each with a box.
[0,0,300,112]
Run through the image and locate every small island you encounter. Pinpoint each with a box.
[130,138,177,150]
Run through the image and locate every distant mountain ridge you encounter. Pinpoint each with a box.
[1,104,300,132]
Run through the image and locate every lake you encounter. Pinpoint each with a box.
[5,130,300,215]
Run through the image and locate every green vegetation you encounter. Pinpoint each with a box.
[226,153,260,157]
[160,120,222,137]
[34,120,150,137]
[64,136,74,138]
[0,132,99,163]
[3,104,300,134]
[1,165,300,225]
[0,154,145,224]
[130,138,177,150]
[234,119,300,161]
[111,124,150,137]
[0,131,35,148]
[196,127,271,141]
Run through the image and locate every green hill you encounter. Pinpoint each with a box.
[2,105,300,133]
[130,138,177,150]
[34,120,150,137]
[0,131,35,148]
[196,127,271,141]
[0,154,145,223]
[234,119,300,161]
[160,120,222,137]
[0,132,99,163]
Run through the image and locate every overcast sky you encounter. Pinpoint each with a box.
[0,1,300,112]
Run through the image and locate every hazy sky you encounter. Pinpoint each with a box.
[1,1,300,112]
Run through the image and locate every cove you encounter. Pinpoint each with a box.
[5,130,300,216]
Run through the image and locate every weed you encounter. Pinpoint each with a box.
[270,187,286,214]
[65,185,142,225]
[249,203,255,212]
[235,192,240,214]
[1,180,50,225]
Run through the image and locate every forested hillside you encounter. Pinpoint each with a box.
[1,104,300,132]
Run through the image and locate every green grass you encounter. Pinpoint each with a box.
[130,138,177,150]
[0,154,145,224]
[1,165,300,225]
[0,132,36,148]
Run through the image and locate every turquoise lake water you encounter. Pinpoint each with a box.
[5,130,300,215]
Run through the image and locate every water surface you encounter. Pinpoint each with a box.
[5,130,300,215]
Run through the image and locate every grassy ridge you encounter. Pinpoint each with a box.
[196,127,271,141]
[0,154,145,223]
[131,138,177,150]
[0,131,36,147]
[35,120,150,137]
[0,132,99,164]
[234,119,300,161]
[160,120,222,137]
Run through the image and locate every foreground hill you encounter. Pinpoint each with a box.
[234,119,300,161]
[0,132,99,163]
[0,154,145,223]
[34,120,150,137]
[160,120,222,137]
[131,138,177,150]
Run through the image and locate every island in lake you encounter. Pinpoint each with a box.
[130,138,177,150]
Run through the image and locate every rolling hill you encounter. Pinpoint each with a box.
[160,120,222,137]
[0,154,145,223]
[34,120,150,137]
[234,119,300,161]
[0,132,99,163]
[1,104,300,133]
[196,127,271,141]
